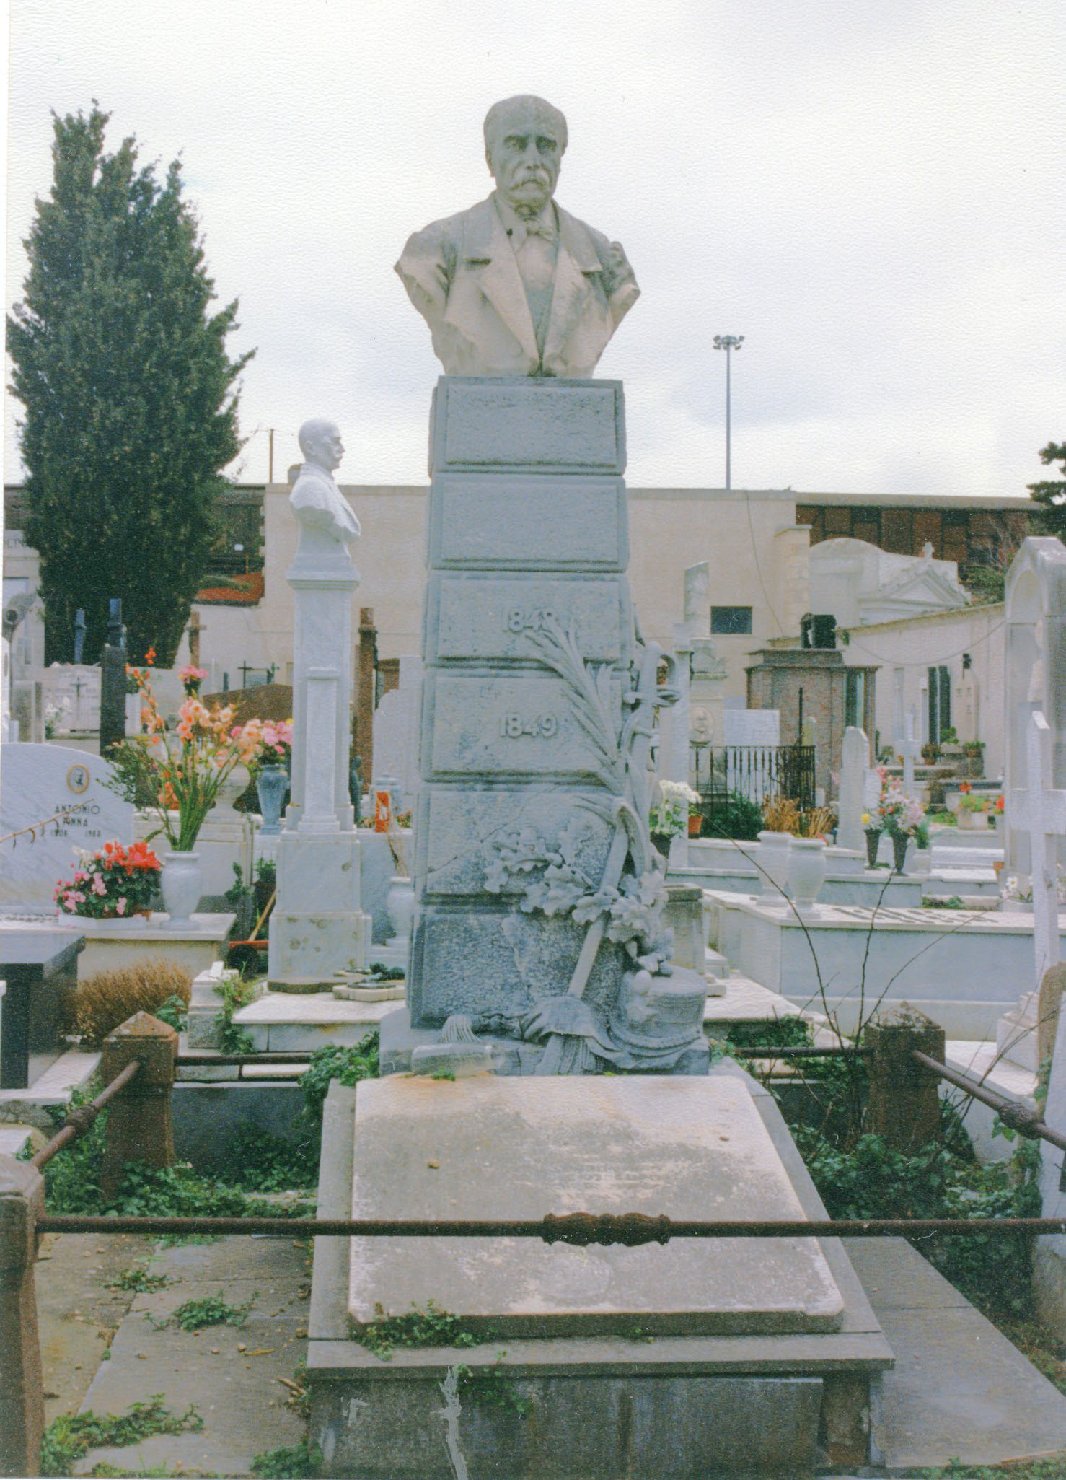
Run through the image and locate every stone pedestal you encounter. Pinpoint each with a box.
[268,528,370,988]
[402,378,706,1074]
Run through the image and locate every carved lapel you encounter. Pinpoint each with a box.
[542,207,601,366]
[453,197,538,363]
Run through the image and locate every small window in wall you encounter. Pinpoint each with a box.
[845,669,866,729]
[710,606,753,636]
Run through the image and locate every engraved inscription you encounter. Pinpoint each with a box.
[425,673,620,778]
[500,712,559,738]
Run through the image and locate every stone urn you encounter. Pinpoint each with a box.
[890,831,910,873]
[756,831,792,905]
[160,850,202,927]
[386,875,415,948]
[864,827,882,868]
[788,838,827,912]
[256,764,289,835]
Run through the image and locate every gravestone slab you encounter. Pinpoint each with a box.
[0,925,79,1088]
[722,708,780,748]
[349,1074,844,1337]
[0,744,134,909]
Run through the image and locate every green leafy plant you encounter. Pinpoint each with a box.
[215,971,258,1053]
[211,1122,318,1192]
[40,1396,202,1478]
[107,1263,171,1294]
[152,992,189,1033]
[700,791,764,841]
[356,1299,483,1362]
[167,1290,254,1331]
[456,1354,531,1417]
[299,1037,379,1129]
[251,1440,322,1478]
[795,1129,1041,1320]
[255,858,277,888]
[723,1016,812,1051]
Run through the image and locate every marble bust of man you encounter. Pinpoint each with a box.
[290,419,361,551]
[395,94,639,378]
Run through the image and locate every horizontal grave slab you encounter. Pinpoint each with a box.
[348,1075,844,1338]
[426,573,633,664]
[428,475,628,570]
[430,376,625,474]
[416,786,615,898]
[421,671,623,780]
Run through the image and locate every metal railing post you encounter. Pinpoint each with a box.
[101,1012,178,1199]
[0,1154,45,1478]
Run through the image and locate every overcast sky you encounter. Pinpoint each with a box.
[5,0,1065,497]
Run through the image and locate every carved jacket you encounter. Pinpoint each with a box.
[395,195,639,378]
[289,463,361,546]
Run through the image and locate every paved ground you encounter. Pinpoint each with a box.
[41,1234,311,1477]
[38,1231,1066,1477]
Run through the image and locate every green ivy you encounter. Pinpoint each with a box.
[298,1038,379,1130]
[795,1128,1041,1320]
[251,1440,322,1478]
[356,1300,483,1362]
[41,1396,202,1478]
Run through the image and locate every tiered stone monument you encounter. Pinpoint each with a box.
[386,374,709,1074]
[306,95,891,1480]
[267,420,371,987]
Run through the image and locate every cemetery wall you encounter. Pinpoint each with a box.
[842,602,1006,772]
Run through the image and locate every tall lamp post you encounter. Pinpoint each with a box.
[712,334,744,491]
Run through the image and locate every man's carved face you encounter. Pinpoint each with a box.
[308,424,344,473]
[486,101,562,215]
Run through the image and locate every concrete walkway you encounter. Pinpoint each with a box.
[64,1235,310,1476]
[41,1232,1066,1476]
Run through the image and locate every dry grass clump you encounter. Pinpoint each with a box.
[762,797,837,839]
[68,959,192,1046]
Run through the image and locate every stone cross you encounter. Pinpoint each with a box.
[837,726,868,854]
[1010,709,1066,989]
[900,707,920,801]
[73,608,86,664]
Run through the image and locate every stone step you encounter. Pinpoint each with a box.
[0,1123,40,1157]
[0,1050,101,1129]
[232,989,400,1051]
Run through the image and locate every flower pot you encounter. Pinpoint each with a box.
[756,831,792,904]
[687,813,703,838]
[256,764,289,836]
[864,828,882,868]
[650,832,673,859]
[1000,898,1031,914]
[958,810,989,831]
[386,875,415,947]
[160,851,203,927]
[890,831,909,874]
[788,838,826,911]
[55,911,151,931]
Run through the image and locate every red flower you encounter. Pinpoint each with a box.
[145,646,157,666]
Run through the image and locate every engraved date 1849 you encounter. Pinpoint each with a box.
[499,712,559,739]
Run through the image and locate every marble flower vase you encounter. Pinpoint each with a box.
[160,850,202,927]
[788,838,827,912]
[256,764,289,835]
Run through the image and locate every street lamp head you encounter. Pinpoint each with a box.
[713,334,744,351]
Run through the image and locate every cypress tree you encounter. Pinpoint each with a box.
[8,104,253,664]
[1028,442,1066,540]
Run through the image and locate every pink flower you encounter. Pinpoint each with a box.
[74,871,87,883]
[115,897,127,916]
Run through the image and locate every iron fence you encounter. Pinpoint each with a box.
[691,743,816,819]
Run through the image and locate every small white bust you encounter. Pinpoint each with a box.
[290,419,361,549]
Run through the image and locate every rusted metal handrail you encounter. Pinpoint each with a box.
[725,1045,868,1059]
[176,1051,312,1065]
[911,1048,1066,1153]
[34,1211,1066,1241]
[30,1060,141,1170]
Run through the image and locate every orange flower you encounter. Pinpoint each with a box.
[145,646,157,665]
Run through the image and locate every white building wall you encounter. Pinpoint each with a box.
[842,603,1006,776]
